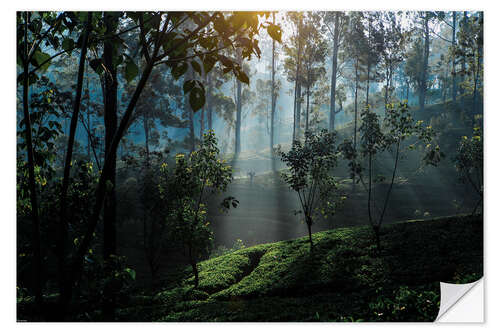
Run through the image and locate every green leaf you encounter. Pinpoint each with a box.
[189,84,206,112]
[32,51,51,72]
[171,62,188,80]
[202,54,217,74]
[124,268,136,280]
[267,23,282,43]
[183,79,195,94]
[62,38,74,54]
[218,55,233,68]
[234,67,249,85]
[124,57,139,83]
[191,60,202,75]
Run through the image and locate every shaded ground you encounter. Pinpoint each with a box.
[113,214,482,322]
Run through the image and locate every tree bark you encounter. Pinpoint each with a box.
[22,11,43,310]
[419,14,430,112]
[329,13,340,131]
[270,12,277,172]
[305,83,310,133]
[353,59,359,189]
[102,12,119,320]
[235,75,242,157]
[452,11,457,103]
[207,72,213,131]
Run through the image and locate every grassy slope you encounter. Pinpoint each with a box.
[120,214,482,322]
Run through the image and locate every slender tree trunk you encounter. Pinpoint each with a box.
[57,12,92,316]
[296,84,302,139]
[295,20,302,141]
[406,79,410,101]
[235,77,242,157]
[366,63,370,107]
[353,59,359,189]
[207,72,213,131]
[419,14,430,112]
[472,12,483,115]
[270,15,277,172]
[185,68,195,152]
[306,215,313,251]
[384,68,390,113]
[85,75,91,160]
[329,13,340,131]
[102,12,119,321]
[292,79,297,142]
[21,12,43,310]
[200,107,204,137]
[460,12,468,110]
[366,16,372,107]
[452,11,457,103]
[305,83,310,133]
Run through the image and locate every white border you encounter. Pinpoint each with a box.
[1,1,497,331]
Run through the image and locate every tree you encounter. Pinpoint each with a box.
[284,12,304,141]
[454,125,483,214]
[379,12,407,112]
[344,12,368,187]
[160,131,238,287]
[300,13,328,133]
[323,11,347,131]
[455,12,483,114]
[270,12,280,172]
[339,102,442,252]
[280,130,343,251]
[360,12,384,107]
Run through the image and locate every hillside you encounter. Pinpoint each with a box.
[117,214,482,322]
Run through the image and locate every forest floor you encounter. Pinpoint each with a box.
[116,214,482,322]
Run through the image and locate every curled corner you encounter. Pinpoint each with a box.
[435,278,484,322]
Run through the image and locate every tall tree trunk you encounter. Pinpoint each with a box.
[366,16,372,107]
[186,68,195,152]
[305,83,310,133]
[292,80,297,142]
[366,62,370,106]
[472,12,483,115]
[420,14,430,112]
[384,68,389,113]
[207,72,213,131]
[200,107,204,137]
[85,74,91,160]
[460,12,468,110]
[329,12,340,131]
[406,79,410,101]
[270,14,277,171]
[21,12,43,310]
[296,84,302,139]
[235,77,242,157]
[102,12,119,321]
[452,11,457,103]
[353,59,359,189]
[293,20,302,140]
